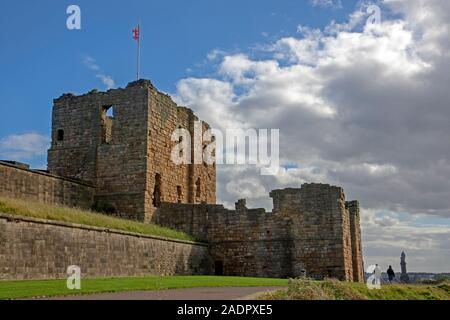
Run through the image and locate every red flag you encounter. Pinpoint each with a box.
[133,23,141,80]
[132,25,140,42]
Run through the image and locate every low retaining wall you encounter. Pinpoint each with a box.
[0,213,213,280]
[0,161,95,210]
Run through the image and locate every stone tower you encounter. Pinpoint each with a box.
[48,80,216,221]
[270,184,365,282]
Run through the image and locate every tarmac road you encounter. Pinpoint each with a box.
[44,286,284,300]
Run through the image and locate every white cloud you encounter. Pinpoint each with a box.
[83,56,100,71]
[207,49,227,61]
[174,78,240,129]
[309,0,342,9]
[0,133,50,161]
[83,56,116,90]
[96,74,115,89]
[226,177,268,199]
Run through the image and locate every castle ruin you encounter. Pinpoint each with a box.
[0,79,364,282]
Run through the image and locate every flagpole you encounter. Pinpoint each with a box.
[137,22,141,80]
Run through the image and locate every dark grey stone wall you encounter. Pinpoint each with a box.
[0,161,95,210]
[0,213,213,280]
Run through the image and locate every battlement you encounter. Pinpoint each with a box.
[152,183,364,281]
[270,183,345,213]
[346,200,360,215]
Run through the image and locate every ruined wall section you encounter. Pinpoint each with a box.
[48,83,150,219]
[189,119,216,205]
[0,161,94,209]
[347,201,365,282]
[0,213,212,280]
[152,183,361,281]
[145,86,216,221]
[145,90,189,219]
[341,198,355,281]
[271,185,354,281]
[48,93,100,183]
[94,82,150,220]
[152,202,293,278]
[207,205,293,278]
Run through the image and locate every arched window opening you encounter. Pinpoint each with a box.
[153,173,162,208]
[177,186,182,204]
[195,178,201,198]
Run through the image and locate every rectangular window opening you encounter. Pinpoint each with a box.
[101,105,114,144]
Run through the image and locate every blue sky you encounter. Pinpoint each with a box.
[1,0,450,272]
[0,0,358,168]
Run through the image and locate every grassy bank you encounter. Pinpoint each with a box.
[0,197,197,242]
[0,276,289,300]
[260,278,450,300]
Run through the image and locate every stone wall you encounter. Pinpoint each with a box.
[145,86,216,220]
[0,213,212,280]
[347,201,365,282]
[152,183,364,282]
[272,185,354,281]
[153,202,294,278]
[0,161,94,210]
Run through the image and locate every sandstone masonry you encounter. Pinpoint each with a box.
[0,213,211,280]
[152,183,365,282]
[47,80,215,221]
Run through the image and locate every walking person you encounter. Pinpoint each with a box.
[387,265,396,284]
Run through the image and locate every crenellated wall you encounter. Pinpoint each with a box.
[152,183,364,282]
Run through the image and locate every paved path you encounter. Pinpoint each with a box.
[46,286,284,300]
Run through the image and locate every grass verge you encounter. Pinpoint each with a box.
[260,278,450,300]
[0,276,289,300]
[0,196,197,242]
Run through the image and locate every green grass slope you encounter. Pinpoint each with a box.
[0,276,289,300]
[0,196,197,242]
[260,278,450,300]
